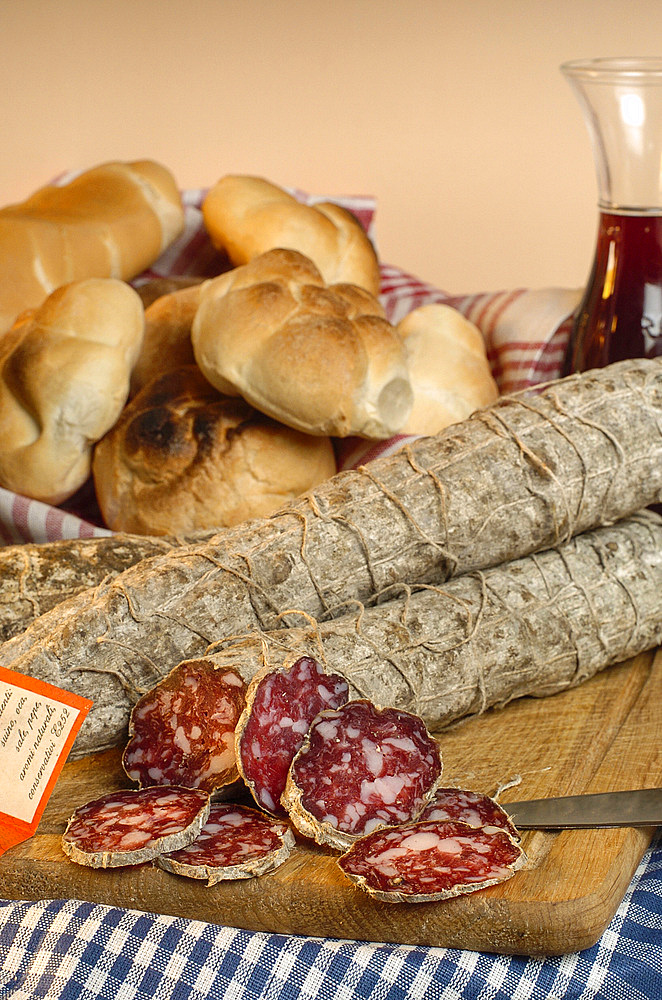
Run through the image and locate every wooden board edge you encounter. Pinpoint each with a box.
[1,825,653,955]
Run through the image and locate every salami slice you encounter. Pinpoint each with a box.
[282,699,443,850]
[419,787,521,841]
[155,802,296,884]
[337,819,526,903]
[61,786,210,868]
[122,658,246,794]
[236,655,349,816]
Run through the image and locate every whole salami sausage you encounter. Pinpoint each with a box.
[61,786,210,868]
[282,699,443,850]
[337,819,526,903]
[235,656,349,816]
[122,658,246,794]
[156,802,295,884]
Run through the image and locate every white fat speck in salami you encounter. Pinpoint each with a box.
[337,819,526,903]
[419,787,521,841]
[155,802,296,884]
[61,786,210,868]
[282,700,443,850]
[122,658,246,794]
[235,656,349,816]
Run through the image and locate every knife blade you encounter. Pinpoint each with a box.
[504,787,662,830]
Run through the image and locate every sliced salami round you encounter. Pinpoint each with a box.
[419,786,521,841]
[337,819,526,903]
[155,802,296,884]
[235,655,349,816]
[61,786,210,868]
[122,658,246,794]
[282,699,443,850]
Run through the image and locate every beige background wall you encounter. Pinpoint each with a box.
[3,0,662,295]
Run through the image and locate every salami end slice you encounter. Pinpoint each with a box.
[282,699,443,851]
[155,802,296,884]
[419,787,521,841]
[61,786,210,868]
[338,819,526,903]
[122,658,246,794]
[235,656,349,816]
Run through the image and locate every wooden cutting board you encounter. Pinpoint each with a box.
[1,646,660,956]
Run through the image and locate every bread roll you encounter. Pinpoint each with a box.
[92,365,338,536]
[191,248,413,438]
[202,175,381,295]
[0,159,185,333]
[0,278,144,504]
[130,283,204,396]
[135,275,205,309]
[397,304,499,434]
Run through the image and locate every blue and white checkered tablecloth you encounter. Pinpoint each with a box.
[0,833,659,1000]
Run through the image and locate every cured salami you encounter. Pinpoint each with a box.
[236,656,349,815]
[282,700,443,850]
[337,819,526,903]
[61,786,210,868]
[5,359,662,762]
[419,787,520,841]
[122,658,246,794]
[155,802,296,884]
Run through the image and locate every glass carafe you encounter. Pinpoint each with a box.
[562,57,662,375]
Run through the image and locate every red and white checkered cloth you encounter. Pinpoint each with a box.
[0,187,580,546]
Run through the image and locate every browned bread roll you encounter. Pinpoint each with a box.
[0,278,144,504]
[191,248,413,438]
[130,283,204,396]
[0,159,185,333]
[135,275,205,309]
[92,365,338,536]
[202,175,381,295]
[397,303,499,434]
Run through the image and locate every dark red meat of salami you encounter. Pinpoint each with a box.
[123,658,246,794]
[236,656,349,816]
[282,699,443,850]
[61,785,210,868]
[338,819,526,903]
[419,787,521,841]
[156,802,295,884]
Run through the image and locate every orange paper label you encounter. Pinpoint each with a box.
[0,665,92,856]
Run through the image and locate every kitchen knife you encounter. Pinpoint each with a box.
[505,787,662,830]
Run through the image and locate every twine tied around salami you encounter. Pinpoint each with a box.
[2,358,662,760]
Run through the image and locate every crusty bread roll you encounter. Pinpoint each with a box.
[130,283,204,396]
[92,365,338,535]
[135,275,205,309]
[0,159,185,333]
[397,303,499,434]
[202,175,381,295]
[191,248,413,438]
[0,278,144,505]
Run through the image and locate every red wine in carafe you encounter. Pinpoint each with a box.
[564,211,662,375]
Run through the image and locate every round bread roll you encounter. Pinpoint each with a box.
[130,283,204,395]
[92,365,338,536]
[202,175,381,296]
[191,248,413,438]
[0,278,144,505]
[397,303,499,434]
